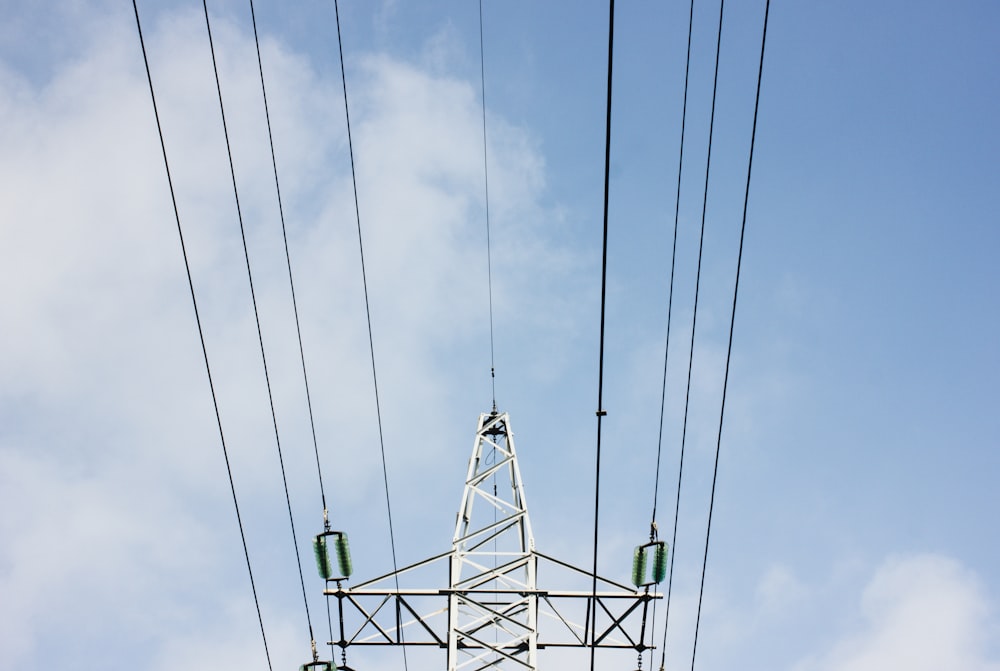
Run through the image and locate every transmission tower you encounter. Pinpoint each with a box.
[323,409,662,670]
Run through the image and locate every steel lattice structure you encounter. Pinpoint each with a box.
[327,410,659,670]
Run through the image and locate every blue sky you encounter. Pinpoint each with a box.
[1,1,998,669]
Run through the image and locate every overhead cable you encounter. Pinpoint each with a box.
[649,0,697,667]
[589,2,616,671]
[652,0,699,667]
[247,0,330,521]
[478,0,498,410]
[246,0,334,655]
[131,2,273,668]
[657,0,728,663]
[691,1,771,668]
[331,2,409,669]
[201,0,316,649]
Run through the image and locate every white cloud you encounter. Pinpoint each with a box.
[794,555,1000,671]
[0,5,586,670]
[755,563,808,614]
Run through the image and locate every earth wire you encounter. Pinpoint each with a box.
[478,0,498,410]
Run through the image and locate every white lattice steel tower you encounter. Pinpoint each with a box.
[449,410,537,669]
[325,409,660,670]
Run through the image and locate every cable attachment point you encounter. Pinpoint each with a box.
[299,637,332,671]
[596,409,608,417]
[649,521,658,542]
[323,508,330,532]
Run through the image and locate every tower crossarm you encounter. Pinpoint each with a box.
[325,552,661,653]
[328,411,661,670]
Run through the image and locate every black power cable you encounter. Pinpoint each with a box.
[201,0,316,650]
[650,0,700,670]
[691,2,771,668]
[245,0,334,657]
[246,0,330,523]
[648,1,697,668]
[589,2,616,671]
[656,0,728,665]
[131,2,273,668]
[331,3,408,670]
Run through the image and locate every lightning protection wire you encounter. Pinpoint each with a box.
[201,0,317,652]
[246,0,334,657]
[332,2,408,669]
[691,2,770,668]
[648,1,696,668]
[478,0,498,410]
[131,2,273,668]
[589,2,615,671]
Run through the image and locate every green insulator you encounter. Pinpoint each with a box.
[631,544,648,588]
[652,542,668,584]
[300,663,333,671]
[313,533,334,580]
[334,532,353,578]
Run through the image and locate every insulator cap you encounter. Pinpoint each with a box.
[631,545,648,588]
[300,662,333,671]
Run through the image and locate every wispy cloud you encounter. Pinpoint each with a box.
[0,6,583,669]
[793,555,1000,671]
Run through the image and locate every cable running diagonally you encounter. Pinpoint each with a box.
[656,0,727,664]
[478,0,498,410]
[589,2,616,671]
[691,2,771,668]
[652,0,698,668]
[648,2,697,668]
[131,3,273,668]
[201,0,316,646]
[247,0,330,520]
[331,3,408,670]
[245,0,334,655]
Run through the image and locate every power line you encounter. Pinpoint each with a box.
[653,0,701,669]
[331,3,408,670]
[247,0,329,519]
[691,1,771,668]
[478,0,498,410]
[589,2,615,671]
[131,2,273,668]
[649,0,697,667]
[655,0,728,664]
[246,0,334,657]
[201,0,316,649]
